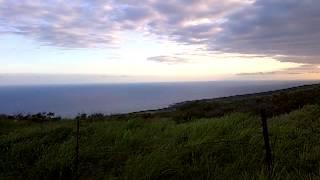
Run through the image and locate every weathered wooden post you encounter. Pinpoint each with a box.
[75,118,80,180]
[260,109,272,174]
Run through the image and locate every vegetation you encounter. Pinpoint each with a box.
[1,84,320,179]
[156,83,320,121]
[88,83,320,122]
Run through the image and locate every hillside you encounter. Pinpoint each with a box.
[110,83,320,122]
[1,83,320,179]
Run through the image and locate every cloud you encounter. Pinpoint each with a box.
[237,72,277,76]
[0,0,120,47]
[0,73,138,85]
[0,0,249,48]
[213,0,320,64]
[147,56,187,64]
[237,64,320,76]
[0,0,320,65]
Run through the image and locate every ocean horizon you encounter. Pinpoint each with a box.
[0,80,318,117]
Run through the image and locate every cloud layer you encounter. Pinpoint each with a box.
[214,0,320,64]
[0,0,251,48]
[0,0,320,64]
[237,64,320,76]
[147,56,187,64]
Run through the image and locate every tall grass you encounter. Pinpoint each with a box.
[1,105,320,179]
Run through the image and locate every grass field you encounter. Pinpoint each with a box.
[1,104,320,179]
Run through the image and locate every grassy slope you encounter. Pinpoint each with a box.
[1,104,320,179]
[128,83,320,121]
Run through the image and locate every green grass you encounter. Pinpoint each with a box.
[1,105,320,179]
[135,83,320,121]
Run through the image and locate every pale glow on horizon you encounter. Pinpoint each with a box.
[0,33,306,84]
[0,52,301,78]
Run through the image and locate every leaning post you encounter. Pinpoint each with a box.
[75,118,80,180]
[260,109,272,175]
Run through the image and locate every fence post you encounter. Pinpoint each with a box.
[75,118,80,180]
[260,109,272,174]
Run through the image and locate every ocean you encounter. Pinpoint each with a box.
[0,81,317,117]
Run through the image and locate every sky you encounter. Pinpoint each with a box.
[0,0,319,85]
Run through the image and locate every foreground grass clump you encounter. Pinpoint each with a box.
[1,105,320,179]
